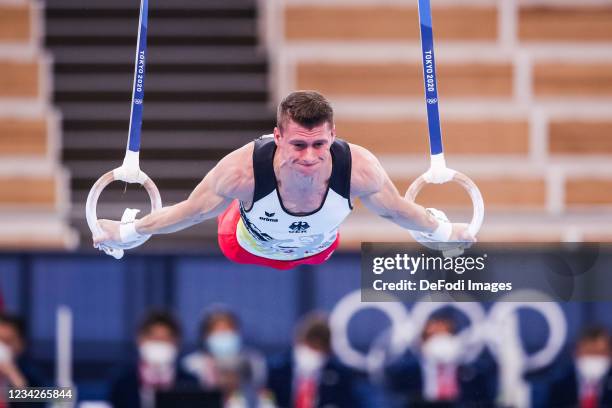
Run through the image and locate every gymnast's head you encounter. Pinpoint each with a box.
[274,90,336,175]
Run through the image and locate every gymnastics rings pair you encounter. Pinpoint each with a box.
[85,0,484,258]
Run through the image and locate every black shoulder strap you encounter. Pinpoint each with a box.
[329,138,352,200]
[252,136,277,202]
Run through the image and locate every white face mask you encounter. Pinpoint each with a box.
[422,334,463,365]
[206,332,241,360]
[577,356,611,383]
[294,344,325,376]
[0,341,12,364]
[139,341,177,366]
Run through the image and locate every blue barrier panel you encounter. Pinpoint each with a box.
[0,257,21,313]
[30,256,127,342]
[588,302,612,329]
[312,255,361,311]
[174,256,298,348]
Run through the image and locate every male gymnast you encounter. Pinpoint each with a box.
[94,91,473,270]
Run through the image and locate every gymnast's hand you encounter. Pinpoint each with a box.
[93,219,121,247]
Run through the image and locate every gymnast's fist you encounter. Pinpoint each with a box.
[93,219,121,247]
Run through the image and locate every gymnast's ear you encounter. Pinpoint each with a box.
[273,126,282,144]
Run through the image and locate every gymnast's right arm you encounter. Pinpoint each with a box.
[93,143,254,246]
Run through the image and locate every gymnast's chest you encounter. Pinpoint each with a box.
[242,189,351,238]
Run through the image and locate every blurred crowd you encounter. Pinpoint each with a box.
[0,308,611,408]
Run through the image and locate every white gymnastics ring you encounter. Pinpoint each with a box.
[85,168,162,259]
[406,169,484,254]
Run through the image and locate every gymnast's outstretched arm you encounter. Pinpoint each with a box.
[93,143,254,245]
[349,144,472,242]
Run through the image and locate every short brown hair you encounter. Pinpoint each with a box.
[277,90,334,132]
[578,326,610,345]
[138,310,181,339]
[295,312,331,353]
[199,307,240,338]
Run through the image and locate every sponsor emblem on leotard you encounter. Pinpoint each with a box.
[289,221,310,233]
[259,211,278,222]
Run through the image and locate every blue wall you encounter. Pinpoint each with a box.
[1,250,612,405]
[0,252,610,357]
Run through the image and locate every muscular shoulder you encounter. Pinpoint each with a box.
[212,142,254,201]
[348,143,386,197]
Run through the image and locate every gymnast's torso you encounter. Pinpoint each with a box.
[236,135,353,261]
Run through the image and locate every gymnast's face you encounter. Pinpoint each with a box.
[274,119,336,176]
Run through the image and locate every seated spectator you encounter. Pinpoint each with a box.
[385,314,497,407]
[108,310,198,408]
[547,326,612,407]
[0,313,43,388]
[181,306,270,407]
[0,313,45,408]
[267,312,357,408]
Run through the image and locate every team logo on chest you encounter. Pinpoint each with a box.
[259,211,278,222]
[289,221,310,233]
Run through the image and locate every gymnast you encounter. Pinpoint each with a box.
[93,91,474,270]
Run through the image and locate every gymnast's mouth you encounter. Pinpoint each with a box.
[296,162,321,172]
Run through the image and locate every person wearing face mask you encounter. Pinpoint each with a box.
[266,312,357,408]
[108,311,198,408]
[181,307,270,407]
[547,326,612,408]
[0,314,44,408]
[385,315,497,408]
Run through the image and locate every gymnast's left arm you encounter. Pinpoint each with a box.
[349,144,472,241]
